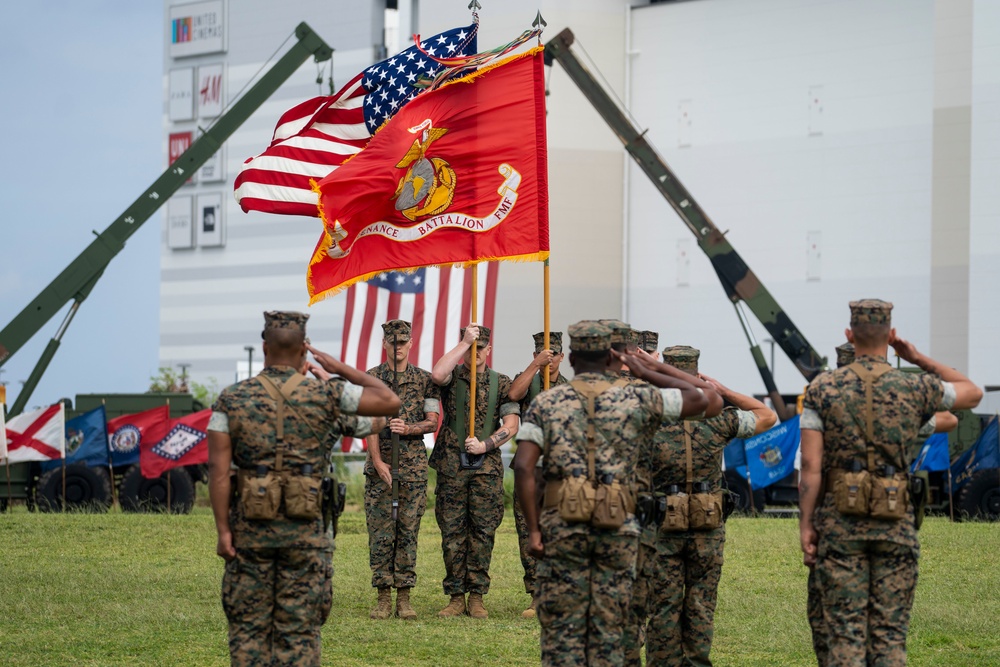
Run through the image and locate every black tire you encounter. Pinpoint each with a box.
[956,469,1000,521]
[120,465,195,514]
[0,497,7,513]
[36,464,113,513]
[724,471,766,515]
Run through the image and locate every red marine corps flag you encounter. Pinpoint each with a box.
[307,47,549,302]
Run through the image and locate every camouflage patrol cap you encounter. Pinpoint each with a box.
[598,319,632,345]
[663,345,700,374]
[850,299,893,326]
[532,331,563,355]
[640,331,659,353]
[382,319,412,341]
[262,311,308,338]
[460,325,491,346]
[568,321,612,352]
[835,342,855,368]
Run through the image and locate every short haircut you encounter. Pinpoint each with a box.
[264,327,305,352]
[571,349,611,365]
[851,323,890,348]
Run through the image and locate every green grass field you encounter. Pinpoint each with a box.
[0,506,997,666]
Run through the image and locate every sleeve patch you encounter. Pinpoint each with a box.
[939,381,957,411]
[518,421,544,447]
[207,411,229,434]
[340,383,363,414]
[659,388,684,423]
[736,410,758,439]
[424,398,441,414]
[800,408,823,432]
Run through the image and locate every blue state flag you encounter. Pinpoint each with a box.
[910,432,950,473]
[39,406,109,472]
[950,416,999,492]
[744,415,800,490]
[723,440,749,482]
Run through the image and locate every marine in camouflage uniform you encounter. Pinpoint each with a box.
[429,324,520,619]
[508,331,570,617]
[624,346,774,667]
[639,331,660,359]
[207,311,399,667]
[514,321,715,667]
[806,341,950,667]
[363,320,441,620]
[799,300,979,667]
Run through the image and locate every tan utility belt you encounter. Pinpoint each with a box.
[825,468,909,521]
[237,468,323,521]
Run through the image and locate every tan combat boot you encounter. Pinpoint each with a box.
[467,592,488,619]
[438,594,467,617]
[395,588,417,620]
[521,596,537,619]
[369,587,392,620]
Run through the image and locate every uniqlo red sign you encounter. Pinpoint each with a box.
[169,131,193,164]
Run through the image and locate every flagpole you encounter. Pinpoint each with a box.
[166,398,171,515]
[103,399,118,510]
[5,462,11,510]
[469,263,478,436]
[543,259,550,391]
[61,452,67,513]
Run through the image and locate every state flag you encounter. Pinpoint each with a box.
[141,409,211,479]
[2,403,66,464]
[39,406,109,472]
[107,406,171,468]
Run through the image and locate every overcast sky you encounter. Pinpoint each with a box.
[0,2,164,412]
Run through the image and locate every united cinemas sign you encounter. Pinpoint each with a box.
[169,1,226,58]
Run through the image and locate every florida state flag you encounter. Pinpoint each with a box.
[307,47,549,302]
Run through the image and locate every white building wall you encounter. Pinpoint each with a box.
[969,0,1000,409]
[159,0,384,386]
[626,0,936,394]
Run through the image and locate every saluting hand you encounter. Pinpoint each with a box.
[307,362,332,381]
[889,333,920,365]
[307,344,343,375]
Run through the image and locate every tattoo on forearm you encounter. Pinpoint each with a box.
[485,428,510,451]
[413,418,437,435]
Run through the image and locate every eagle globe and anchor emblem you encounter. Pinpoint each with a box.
[392,119,456,222]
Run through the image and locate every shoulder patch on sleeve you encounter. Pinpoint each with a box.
[939,381,957,411]
[659,388,684,423]
[800,407,823,432]
[340,382,363,414]
[208,411,229,434]
[736,409,758,439]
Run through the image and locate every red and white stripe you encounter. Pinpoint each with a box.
[2,403,65,463]
[339,263,499,452]
[233,75,369,217]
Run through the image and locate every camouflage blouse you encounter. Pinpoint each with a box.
[364,361,441,482]
[802,355,955,548]
[519,372,684,540]
[210,365,361,550]
[429,363,519,478]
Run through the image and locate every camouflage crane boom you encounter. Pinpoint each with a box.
[0,23,333,417]
[544,28,826,413]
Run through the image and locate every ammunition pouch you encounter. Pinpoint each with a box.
[661,491,689,532]
[830,469,872,517]
[690,491,725,531]
[238,470,282,521]
[591,480,635,530]
[870,471,909,521]
[284,474,324,520]
[553,476,596,523]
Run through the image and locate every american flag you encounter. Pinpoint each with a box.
[234,24,478,217]
[339,263,499,452]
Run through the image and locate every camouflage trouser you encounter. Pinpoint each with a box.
[536,530,639,667]
[641,530,725,667]
[817,537,918,667]
[513,469,546,596]
[364,476,427,589]
[221,547,333,667]
[807,565,829,667]
[622,538,655,666]
[434,471,504,595]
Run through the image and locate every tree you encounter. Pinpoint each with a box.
[148,367,220,407]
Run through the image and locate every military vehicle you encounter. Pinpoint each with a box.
[0,24,333,512]
[543,28,999,519]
